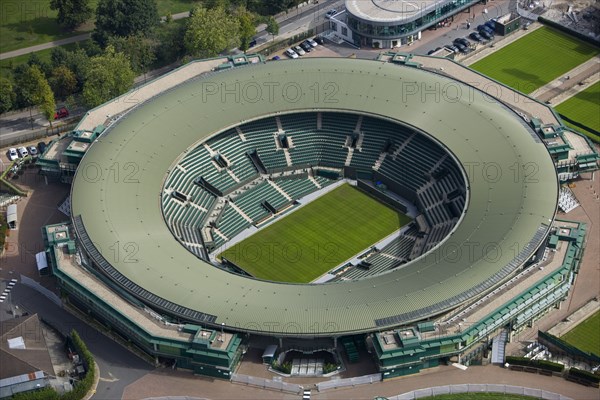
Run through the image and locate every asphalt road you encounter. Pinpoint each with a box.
[9,284,153,400]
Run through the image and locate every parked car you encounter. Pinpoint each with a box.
[300,41,312,53]
[17,147,29,158]
[314,36,325,45]
[271,55,281,61]
[469,32,485,42]
[484,20,496,30]
[28,146,38,157]
[325,9,337,19]
[453,42,468,53]
[453,37,470,47]
[293,45,305,56]
[478,30,493,41]
[284,48,298,59]
[249,38,257,47]
[477,24,494,35]
[445,45,459,53]
[54,106,69,119]
[8,148,18,161]
[306,38,318,47]
[38,141,47,154]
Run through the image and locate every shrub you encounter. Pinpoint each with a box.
[506,356,564,372]
[323,363,338,374]
[271,360,292,374]
[569,367,600,383]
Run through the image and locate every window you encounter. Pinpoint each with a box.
[341,27,348,36]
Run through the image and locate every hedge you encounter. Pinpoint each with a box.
[568,367,600,383]
[12,330,95,400]
[505,356,564,372]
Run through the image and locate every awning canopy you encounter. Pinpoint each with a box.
[262,345,278,359]
[36,252,48,271]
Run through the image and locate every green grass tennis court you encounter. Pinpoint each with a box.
[470,26,599,94]
[555,81,600,142]
[219,184,411,283]
[561,310,600,355]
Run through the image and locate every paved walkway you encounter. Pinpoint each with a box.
[121,363,600,400]
[0,33,91,61]
[532,57,600,103]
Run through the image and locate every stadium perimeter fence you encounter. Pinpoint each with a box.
[316,373,382,391]
[231,373,303,394]
[390,384,572,400]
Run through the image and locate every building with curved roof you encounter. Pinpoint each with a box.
[333,0,482,48]
[43,56,587,380]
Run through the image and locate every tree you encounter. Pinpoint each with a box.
[14,65,56,126]
[94,0,159,45]
[238,11,256,53]
[265,16,279,41]
[64,48,91,91]
[155,22,186,65]
[50,46,70,68]
[184,6,240,58]
[50,0,93,29]
[49,65,77,98]
[0,78,16,114]
[27,52,51,76]
[108,35,156,74]
[83,46,134,107]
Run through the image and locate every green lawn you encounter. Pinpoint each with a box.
[219,184,411,283]
[156,0,201,16]
[555,81,600,140]
[470,26,600,94]
[0,0,97,54]
[0,0,196,54]
[561,310,600,355]
[0,41,84,80]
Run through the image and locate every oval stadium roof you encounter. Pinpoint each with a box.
[71,58,558,336]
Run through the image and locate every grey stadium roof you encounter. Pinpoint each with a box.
[71,58,558,336]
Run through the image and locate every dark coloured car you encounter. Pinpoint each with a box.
[445,45,459,53]
[38,141,47,154]
[300,41,312,53]
[453,42,468,53]
[249,38,257,47]
[479,29,493,41]
[453,37,470,47]
[478,24,494,35]
[271,55,281,61]
[469,32,485,42]
[484,20,496,30]
[314,36,325,45]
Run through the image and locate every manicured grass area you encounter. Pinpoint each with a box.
[156,0,201,16]
[0,0,97,53]
[555,81,600,138]
[561,310,600,355]
[421,394,543,399]
[0,0,195,54]
[0,41,83,80]
[470,26,599,94]
[219,184,411,283]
